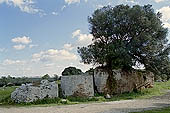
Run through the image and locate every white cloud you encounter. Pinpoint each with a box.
[164,22,170,29]
[61,5,66,11]
[0,0,41,14]
[44,63,55,67]
[0,0,8,4]
[117,0,137,4]
[72,29,81,38]
[77,34,93,46]
[72,29,93,47]
[0,29,94,77]
[52,11,58,16]
[13,44,25,50]
[96,4,104,9]
[158,6,170,22]
[65,0,87,5]
[29,44,38,48]
[63,43,74,51]
[12,36,32,44]
[3,59,26,65]
[0,57,92,77]
[154,0,167,3]
[125,0,136,3]
[32,49,78,62]
[65,0,80,4]
[61,29,93,55]
[158,6,170,29]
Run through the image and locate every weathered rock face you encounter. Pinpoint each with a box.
[94,69,154,94]
[94,69,109,93]
[61,75,94,97]
[11,80,58,103]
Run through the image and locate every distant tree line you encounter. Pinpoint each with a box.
[0,74,58,87]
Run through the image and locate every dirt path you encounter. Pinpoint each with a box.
[1,93,170,113]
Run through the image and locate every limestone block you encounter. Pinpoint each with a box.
[94,69,109,93]
[11,80,58,103]
[94,69,154,94]
[61,75,94,97]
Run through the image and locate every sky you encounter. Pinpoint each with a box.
[0,0,170,77]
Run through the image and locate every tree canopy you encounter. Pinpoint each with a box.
[62,66,84,76]
[78,4,170,76]
[42,74,50,79]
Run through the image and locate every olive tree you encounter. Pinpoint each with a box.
[78,4,170,94]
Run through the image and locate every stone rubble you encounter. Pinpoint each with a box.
[11,80,58,103]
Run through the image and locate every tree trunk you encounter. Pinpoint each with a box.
[105,68,117,95]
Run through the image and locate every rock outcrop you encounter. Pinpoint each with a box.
[11,80,58,103]
[94,69,154,94]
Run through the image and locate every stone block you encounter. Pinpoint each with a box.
[94,69,154,94]
[11,80,58,103]
[61,75,94,97]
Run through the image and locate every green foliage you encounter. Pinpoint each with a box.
[53,74,61,81]
[42,74,50,79]
[0,77,33,87]
[0,76,57,87]
[30,98,61,105]
[78,4,169,75]
[62,66,84,76]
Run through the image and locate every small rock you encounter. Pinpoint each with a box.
[61,99,68,104]
[105,94,111,99]
[156,80,162,82]
[2,85,6,90]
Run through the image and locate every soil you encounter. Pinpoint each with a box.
[0,92,170,113]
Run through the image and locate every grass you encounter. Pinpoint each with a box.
[0,87,17,105]
[1,81,170,107]
[131,107,170,113]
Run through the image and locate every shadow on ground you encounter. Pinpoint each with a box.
[99,102,170,113]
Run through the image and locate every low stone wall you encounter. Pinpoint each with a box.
[61,75,94,97]
[94,69,154,94]
[11,80,58,103]
[11,69,154,103]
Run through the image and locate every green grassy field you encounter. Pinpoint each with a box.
[0,87,17,105]
[0,81,170,106]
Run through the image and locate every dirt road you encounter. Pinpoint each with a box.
[1,93,170,113]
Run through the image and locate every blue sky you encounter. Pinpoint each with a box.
[0,0,170,77]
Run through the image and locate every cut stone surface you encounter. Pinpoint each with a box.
[11,80,58,103]
[61,75,94,97]
[94,69,154,94]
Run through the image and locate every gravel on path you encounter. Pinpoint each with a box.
[1,93,170,113]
